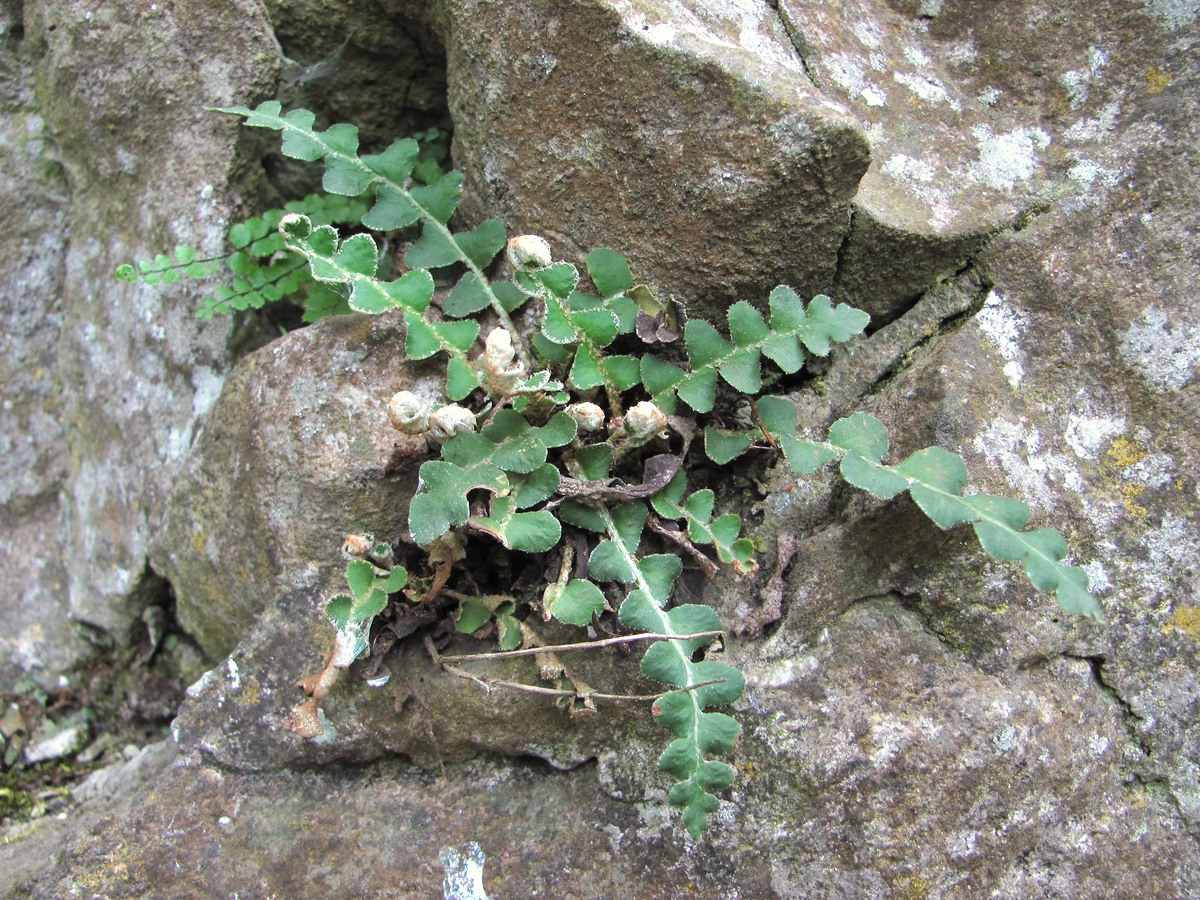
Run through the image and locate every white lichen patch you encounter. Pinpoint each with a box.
[972,419,1086,507]
[947,829,979,858]
[825,54,887,106]
[1063,159,1123,212]
[968,125,1051,192]
[1060,47,1107,109]
[440,842,489,900]
[1083,559,1113,595]
[1140,0,1200,29]
[225,657,241,690]
[1119,306,1200,393]
[1131,513,1198,599]
[903,45,931,67]
[992,725,1018,753]
[853,21,884,48]
[751,653,820,689]
[1065,414,1126,460]
[1064,101,1122,143]
[868,714,939,766]
[975,291,1027,386]
[1068,158,1121,189]
[977,86,1002,106]
[1125,452,1177,488]
[622,0,804,75]
[893,71,959,109]
[881,153,936,183]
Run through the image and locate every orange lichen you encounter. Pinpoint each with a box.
[1165,607,1200,641]
[1122,484,1148,518]
[1106,436,1148,470]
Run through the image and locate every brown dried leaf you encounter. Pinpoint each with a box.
[554,453,682,504]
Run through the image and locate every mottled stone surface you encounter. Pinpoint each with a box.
[0,0,80,687]
[440,0,869,324]
[3,0,1200,895]
[152,313,440,659]
[171,586,654,773]
[14,598,1193,897]
[20,0,280,646]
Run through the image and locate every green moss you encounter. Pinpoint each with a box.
[0,760,91,824]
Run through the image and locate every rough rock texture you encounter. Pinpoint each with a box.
[152,313,441,658]
[439,0,870,324]
[0,0,81,687]
[17,0,279,651]
[171,585,654,773]
[3,0,1200,895]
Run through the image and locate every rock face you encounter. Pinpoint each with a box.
[0,0,79,687]
[151,313,441,659]
[11,0,280,661]
[3,0,1199,896]
[440,0,870,324]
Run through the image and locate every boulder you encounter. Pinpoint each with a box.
[0,0,80,687]
[439,0,869,324]
[4,0,1200,894]
[18,0,279,651]
[152,312,441,659]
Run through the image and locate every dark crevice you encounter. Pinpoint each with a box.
[68,565,210,745]
[1009,198,1055,233]
[766,0,821,90]
[888,588,993,662]
[1062,653,1152,758]
[832,206,856,295]
[849,262,992,404]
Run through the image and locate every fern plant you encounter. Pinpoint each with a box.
[119,103,1100,839]
[117,125,450,322]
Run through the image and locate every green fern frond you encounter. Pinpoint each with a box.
[213,102,528,359]
[643,289,869,414]
[753,398,1101,619]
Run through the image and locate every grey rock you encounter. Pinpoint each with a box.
[0,0,80,688]
[439,0,869,324]
[4,0,1200,895]
[25,0,279,642]
[72,739,178,806]
[152,312,443,659]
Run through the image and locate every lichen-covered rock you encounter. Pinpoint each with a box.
[741,0,1200,879]
[153,313,442,659]
[16,598,1191,897]
[19,0,280,646]
[439,0,869,324]
[0,1,81,687]
[5,0,1200,895]
[170,586,655,772]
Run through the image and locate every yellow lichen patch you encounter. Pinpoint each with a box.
[738,759,763,781]
[1106,436,1148,471]
[1146,68,1171,93]
[1105,436,1151,517]
[892,872,933,900]
[239,675,263,707]
[1122,484,1148,518]
[1165,607,1200,641]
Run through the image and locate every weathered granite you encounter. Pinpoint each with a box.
[0,0,80,687]
[3,0,1200,895]
[152,312,442,659]
[21,0,279,647]
[439,0,870,325]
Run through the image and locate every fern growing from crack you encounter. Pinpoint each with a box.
[119,103,1100,839]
